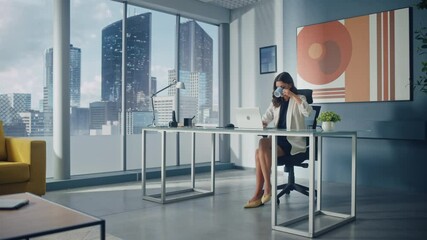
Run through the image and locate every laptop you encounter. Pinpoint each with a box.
[0,198,29,210]
[235,107,263,129]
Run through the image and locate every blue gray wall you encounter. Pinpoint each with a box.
[283,0,427,192]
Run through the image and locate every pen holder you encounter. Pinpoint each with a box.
[184,118,193,127]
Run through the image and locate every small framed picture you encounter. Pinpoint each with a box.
[259,45,277,74]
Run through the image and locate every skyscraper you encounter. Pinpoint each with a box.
[43,44,81,136]
[179,20,213,110]
[18,111,45,136]
[167,70,201,123]
[0,93,31,124]
[101,12,152,112]
[44,44,81,112]
[70,47,81,108]
[89,101,118,130]
[0,93,30,136]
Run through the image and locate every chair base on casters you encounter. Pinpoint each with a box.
[276,164,317,205]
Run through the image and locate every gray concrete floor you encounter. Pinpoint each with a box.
[43,169,427,240]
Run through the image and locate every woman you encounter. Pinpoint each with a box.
[244,72,312,208]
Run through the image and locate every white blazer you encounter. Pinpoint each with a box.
[261,95,312,155]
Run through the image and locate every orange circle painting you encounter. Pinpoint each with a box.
[297,21,352,85]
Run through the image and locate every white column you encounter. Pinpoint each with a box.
[53,0,70,180]
[121,3,127,171]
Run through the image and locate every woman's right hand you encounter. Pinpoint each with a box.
[262,121,268,128]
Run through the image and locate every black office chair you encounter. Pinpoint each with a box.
[276,89,321,204]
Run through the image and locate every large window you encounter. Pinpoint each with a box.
[1,0,220,178]
[125,6,177,169]
[69,0,123,175]
[125,5,176,133]
[0,1,52,136]
[179,17,219,126]
[0,0,54,176]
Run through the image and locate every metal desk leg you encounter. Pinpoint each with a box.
[211,133,215,192]
[272,132,356,237]
[100,220,106,240]
[271,135,277,228]
[142,130,147,197]
[143,130,215,204]
[317,136,323,211]
[308,135,315,236]
[161,131,166,203]
[351,134,357,217]
[191,132,196,189]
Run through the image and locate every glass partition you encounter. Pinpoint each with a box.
[69,0,123,175]
[0,0,54,176]
[0,0,221,178]
[178,17,219,127]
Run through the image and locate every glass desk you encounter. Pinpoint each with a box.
[141,127,357,238]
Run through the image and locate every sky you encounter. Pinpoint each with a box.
[0,0,218,109]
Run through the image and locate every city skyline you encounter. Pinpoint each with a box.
[0,0,187,109]
[0,0,217,135]
[0,1,218,110]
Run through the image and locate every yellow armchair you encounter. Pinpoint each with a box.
[0,137,46,196]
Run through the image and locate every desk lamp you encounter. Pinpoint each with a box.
[149,80,185,127]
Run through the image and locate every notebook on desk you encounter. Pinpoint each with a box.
[235,107,264,129]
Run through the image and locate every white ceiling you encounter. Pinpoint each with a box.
[197,0,261,9]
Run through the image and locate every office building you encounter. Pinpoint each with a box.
[167,70,204,122]
[127,111,152,134]
[70,107,90,136]
[18,110,45,136]
[43,45,81,136]
[0,93,31,135]
[179,20,213,110]
[178,20,214,124]
[69,47,81,108]
[44,45,81,111]
[153,95,198,126]
[101,12,152,112]
[150,76,157,96]
[0,93,31,122]
[101,121,120,135]
[89,101,118,130]
[153,96,175,126]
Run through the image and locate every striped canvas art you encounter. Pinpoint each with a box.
[296,8,411,103]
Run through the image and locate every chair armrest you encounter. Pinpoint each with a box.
[6,138,42,163]
[5,138,46,193]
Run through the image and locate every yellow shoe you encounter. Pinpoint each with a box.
[261,194,271,204]
[243,199,263,208]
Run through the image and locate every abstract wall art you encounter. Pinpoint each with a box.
[297,8,412,103]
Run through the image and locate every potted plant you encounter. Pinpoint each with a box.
[317,111,341,131]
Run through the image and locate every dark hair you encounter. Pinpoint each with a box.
[272,72,298,107]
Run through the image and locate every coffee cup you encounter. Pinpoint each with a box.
[274,87,284,98]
